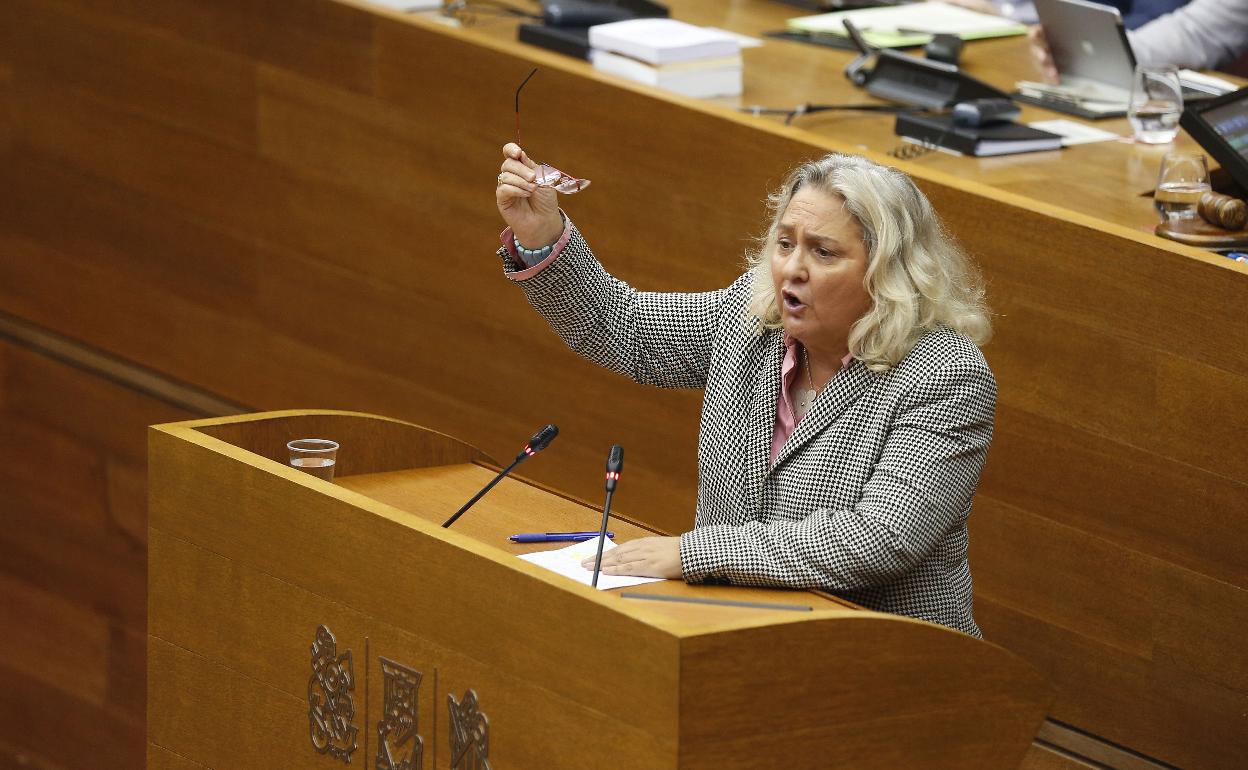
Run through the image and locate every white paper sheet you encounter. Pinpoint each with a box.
[365,0,442,10]
[1028,119,1121,146]
[518,537,667,591]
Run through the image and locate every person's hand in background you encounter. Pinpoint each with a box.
[1028,25,1060,84]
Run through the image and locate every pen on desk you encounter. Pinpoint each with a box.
[508,532,616,543]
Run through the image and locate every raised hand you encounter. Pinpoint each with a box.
[495,142,564,249]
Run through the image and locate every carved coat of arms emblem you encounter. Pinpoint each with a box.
[376,657,424,770]
[448,689,491,770]
[308,625,359,763]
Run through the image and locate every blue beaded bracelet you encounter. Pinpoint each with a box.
[513,235,554,265]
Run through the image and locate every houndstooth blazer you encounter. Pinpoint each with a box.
[501,222,994,637]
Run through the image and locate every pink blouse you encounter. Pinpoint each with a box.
[770,334,855,467]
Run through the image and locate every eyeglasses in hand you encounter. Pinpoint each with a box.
[515,68,591,194]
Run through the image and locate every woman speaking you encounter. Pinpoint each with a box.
[494,144,994,637]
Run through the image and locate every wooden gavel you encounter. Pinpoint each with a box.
[1199,191,1248,230]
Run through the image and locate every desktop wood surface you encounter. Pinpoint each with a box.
[1,0,1246,767]
[457,0,1225,231]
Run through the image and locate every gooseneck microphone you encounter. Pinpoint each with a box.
[590,445,623,588]
[442,424,558,528]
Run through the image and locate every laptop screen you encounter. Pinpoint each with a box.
[1034,0,1135,95]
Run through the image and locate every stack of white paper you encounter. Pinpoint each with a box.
[588,18,743,99]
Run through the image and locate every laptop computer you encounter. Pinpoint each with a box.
[1023,0,1225,117]
[1033,0,1135,104]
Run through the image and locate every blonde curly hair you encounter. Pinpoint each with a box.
[746,153,991,372]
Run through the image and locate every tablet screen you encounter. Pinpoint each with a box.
[1182,86,1248,192]
[1202,101,1248,158]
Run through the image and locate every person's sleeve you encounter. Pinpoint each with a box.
[497,219,752,390]
[498,211,573,276]
[1127,0,1248,70]
[679,356,996,590]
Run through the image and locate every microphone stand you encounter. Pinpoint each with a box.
[591,445,623,588]
[441,454,526,529]
[442,424,557,528]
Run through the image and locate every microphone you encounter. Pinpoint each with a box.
[442,424,558,528]
[591,445,623,588]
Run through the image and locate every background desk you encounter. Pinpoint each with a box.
[0,0,1245,768]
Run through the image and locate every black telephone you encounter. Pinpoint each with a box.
[951,98,1021,127]
[842,20,1009,110]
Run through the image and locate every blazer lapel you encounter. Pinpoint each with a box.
[772,361,876,470]
[742,331,785,516]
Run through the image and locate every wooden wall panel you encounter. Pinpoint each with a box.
[0,573,111,706]
[8,76,279,241]
[0,340,197,768]
[972,498,1248,767]
[0,664,143,769]
[4,155,261,317]
[984,405,1247,587]
[0,229,265,402]
[0,64,11,157]
[987,299,1248,486]
[40,0,376,95]
[8,0,258,151]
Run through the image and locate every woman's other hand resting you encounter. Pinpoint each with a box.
[581,536,683,580]
[496,142,564,249]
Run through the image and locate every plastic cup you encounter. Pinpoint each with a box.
[288,438,339,481]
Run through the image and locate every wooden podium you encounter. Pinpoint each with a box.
[147,410,1051,769]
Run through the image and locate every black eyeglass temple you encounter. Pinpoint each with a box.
[515,67,538,114]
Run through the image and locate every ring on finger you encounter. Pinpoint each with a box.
[497,173,506,182]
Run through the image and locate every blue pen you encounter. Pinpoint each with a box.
[509,531,615,543]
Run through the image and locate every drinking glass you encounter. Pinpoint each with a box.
[1128,65,1183,144]
[1154,153,1210,222]
[288,438,339,481]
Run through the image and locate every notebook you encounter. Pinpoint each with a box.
[895,112,1064,156]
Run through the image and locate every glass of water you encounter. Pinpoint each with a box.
[1129,65,1183,144]
[1154,152,1210,222]
[288,438,339,481]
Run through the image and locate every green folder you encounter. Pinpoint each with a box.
[786,4,1027,49]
